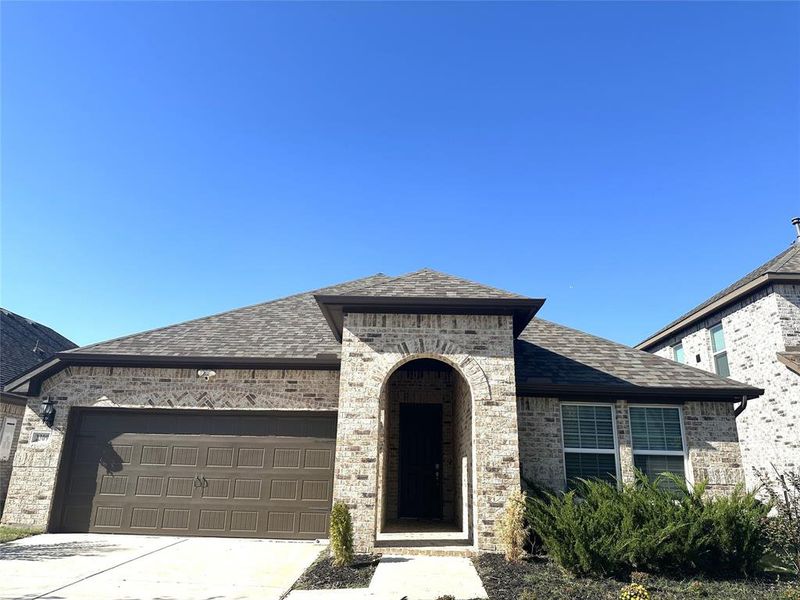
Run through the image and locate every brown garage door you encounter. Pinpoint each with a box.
[55,409,336,539]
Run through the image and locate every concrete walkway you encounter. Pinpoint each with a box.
[287,554,488,600]
[0,533,323,600]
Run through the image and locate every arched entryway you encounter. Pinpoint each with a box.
[377,358,473,540]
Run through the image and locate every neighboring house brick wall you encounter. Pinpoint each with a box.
[0,398,25,515]
[649,285,800,489]
[337,313,520,553]
[518,397,743,495]
[1,366,340,527]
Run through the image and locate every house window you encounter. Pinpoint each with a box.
[709,323,730,377]
[672,342,685,364]
[560,404,619,485]
[629,406,687,483]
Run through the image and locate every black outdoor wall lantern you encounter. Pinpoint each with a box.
[40,398,56,427]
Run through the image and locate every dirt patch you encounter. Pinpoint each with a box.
[473,553,797,600]
[292,552,380,590]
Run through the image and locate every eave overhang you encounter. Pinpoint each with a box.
[4,353,341,397]
[636,273,800,351]
[516,382,764,401]
[313,295,546,342]
[777,349,800,376]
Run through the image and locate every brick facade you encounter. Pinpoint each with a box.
[1,366,340,527]
[651,284,799,489]
[518,397,743,495]
[335,313,520,553]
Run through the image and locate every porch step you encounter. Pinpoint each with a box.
[375,545,476,557]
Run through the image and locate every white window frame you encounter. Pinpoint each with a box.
[560,402,621,486]
[709,323,729,377]
[672,342,685,364]
[628,404,693,487]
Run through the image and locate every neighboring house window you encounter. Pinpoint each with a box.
[709,323,730,377]
[629,406,687,483]
[560,403,619,485]
[672,342,685,364]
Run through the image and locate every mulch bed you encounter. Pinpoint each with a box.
[472,553,798,600]
[291,552,380,590]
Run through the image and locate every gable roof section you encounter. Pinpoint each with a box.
[66,274,391,360]
[517,319,760,399]
[314,268,543,340]
[345,268,527,299]
[638,243,800,350]
[1,309,77,386]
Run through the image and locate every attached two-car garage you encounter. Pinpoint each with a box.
[52,409,336,539]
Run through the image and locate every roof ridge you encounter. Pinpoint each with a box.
[767,242,800,273]
[340,267,525,298]
[68,273,388,354]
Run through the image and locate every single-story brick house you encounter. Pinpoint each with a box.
[1,269,762,553]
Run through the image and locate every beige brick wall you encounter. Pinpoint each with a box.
[0,398,25,516]
[335,313,520,552]
[518,397,743,495]
[453,373,472,533]
[1,366,340,527]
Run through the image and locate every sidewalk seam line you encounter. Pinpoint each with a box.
[31,537,188,600]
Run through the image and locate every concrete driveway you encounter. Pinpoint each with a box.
[0,533,324,600]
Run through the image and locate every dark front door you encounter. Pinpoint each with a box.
[398,403,442,519]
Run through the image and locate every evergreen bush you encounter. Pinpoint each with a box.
[526,473,769,578]
[497,488,529,562]
[329,501,354,567]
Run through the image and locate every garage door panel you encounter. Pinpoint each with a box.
[58,409,335,540]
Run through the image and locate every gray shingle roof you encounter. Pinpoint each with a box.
[1,308,77,385]
[346,268,527,299]
[516,318,756,395]
[69,274,391,358]
[59,270,756,398]
[643,243,800,345]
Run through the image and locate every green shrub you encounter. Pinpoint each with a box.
[329,501,354,567]
[619,583,650,600]
[758,468,800,575]
[525,473,769,577]
[497,489,529,562]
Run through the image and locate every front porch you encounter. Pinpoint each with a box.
[376,358,474,548]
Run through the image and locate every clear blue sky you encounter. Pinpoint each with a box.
[2,1,798,348]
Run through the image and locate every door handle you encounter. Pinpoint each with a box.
[201,475,208,488]
[193,475,202,488]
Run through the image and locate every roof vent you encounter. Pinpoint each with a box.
[793,217,800,240]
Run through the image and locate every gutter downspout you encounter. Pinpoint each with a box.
[734,395,748,418]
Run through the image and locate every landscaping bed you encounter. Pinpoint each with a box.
[473,554,797,600]
[291,551,380,590]
[0,526,41,544]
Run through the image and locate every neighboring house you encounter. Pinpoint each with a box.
[2,269,759,553]
[637,220,800,491]
[0,308,77,514]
